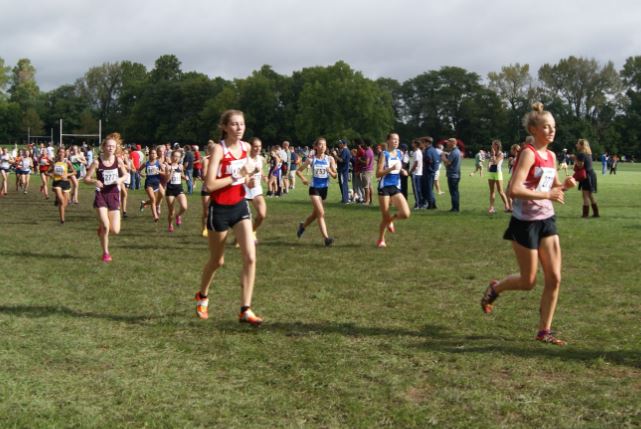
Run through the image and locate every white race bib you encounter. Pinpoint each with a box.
[388,158,402,174]
[54,165,65,176]
[228,158,248,186]
[146,165,159,176]
[313,165,328,179]
[171,170,182,185]
[102,169,119,185]
[535,167,556,192]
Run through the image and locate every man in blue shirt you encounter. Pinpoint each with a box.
[441,138,461,212]
[422,136,439,209]
[334,139,351,204]
[600,153,608,175]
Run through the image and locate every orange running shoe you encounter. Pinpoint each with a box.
[239,308,263,326]
[481,280,499,314]
[536,330,566,346]
[195,292,209,320]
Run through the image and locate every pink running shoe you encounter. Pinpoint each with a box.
[102,252,112,263]
[376,239,387,248]
[176,215,182,226]
[387,222,396,233]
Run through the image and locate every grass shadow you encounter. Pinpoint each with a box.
[0,304,181,324]
[259,239,362,248]
[0,250,90,259]
[415,338,641,370]
[214,320,458,339]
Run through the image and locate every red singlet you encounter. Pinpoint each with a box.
[210,141,248,205]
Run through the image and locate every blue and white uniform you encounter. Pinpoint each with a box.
[308,154,331,200]
[144,160,162,191]
[380,149,402,188]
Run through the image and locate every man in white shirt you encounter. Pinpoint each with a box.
[410,139,425,209]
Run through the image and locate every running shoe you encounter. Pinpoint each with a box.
[488,207,496,214]
[296,222,305,238]
[195,292,209,320]
[122,212,128,219]
[239,308,263,326]
[202,228,208,238]
[168,224,174,233]
[536,330,566,346]
[176,216,182,226]
[376,239,387,248]
[139,201,145,212]
[387,222,396,233]
[102,252,112,263]
[324,237,334,247]
[481,280,499,314]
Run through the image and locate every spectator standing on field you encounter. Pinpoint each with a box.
[182,144,195,195]
[334,139,351,204]
[410,139,424,209]
[442,138,461,212]
[362,140,375,205]
[129,144,143,190]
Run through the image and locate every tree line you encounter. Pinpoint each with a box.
[1,54,641,157]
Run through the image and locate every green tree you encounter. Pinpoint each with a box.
[538,56,622,151]
[0,57,10,99]
[293,61,394,145]
[42,84,89,134]
[78,62,123,125]
[9,58,40,109]
[150,54,182,82]
[617,56,641,157]
[488,63,535,141]
[402,66,507,151]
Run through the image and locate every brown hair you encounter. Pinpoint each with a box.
[491,139,502,152]
[522,102,553,134]
[218,109,244,140]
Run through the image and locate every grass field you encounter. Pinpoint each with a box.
[1,160,640,428]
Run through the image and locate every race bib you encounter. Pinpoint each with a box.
[228,158,248,186]
[102,169,119,185]
[171,170,182,185]
[54,165,65,176]
[388,159,402,174]
[535,167,556,192]
[22,159,31,169]
[146,165,159,176]
[313,165,328,179]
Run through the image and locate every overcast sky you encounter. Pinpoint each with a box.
[2,0,641,90]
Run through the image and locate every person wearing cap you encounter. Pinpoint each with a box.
[558,148,570,176]
[441,138,461,212]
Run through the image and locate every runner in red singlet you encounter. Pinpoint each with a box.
[195,110,263,326]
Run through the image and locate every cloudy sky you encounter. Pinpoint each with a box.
[2,0,641,90]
